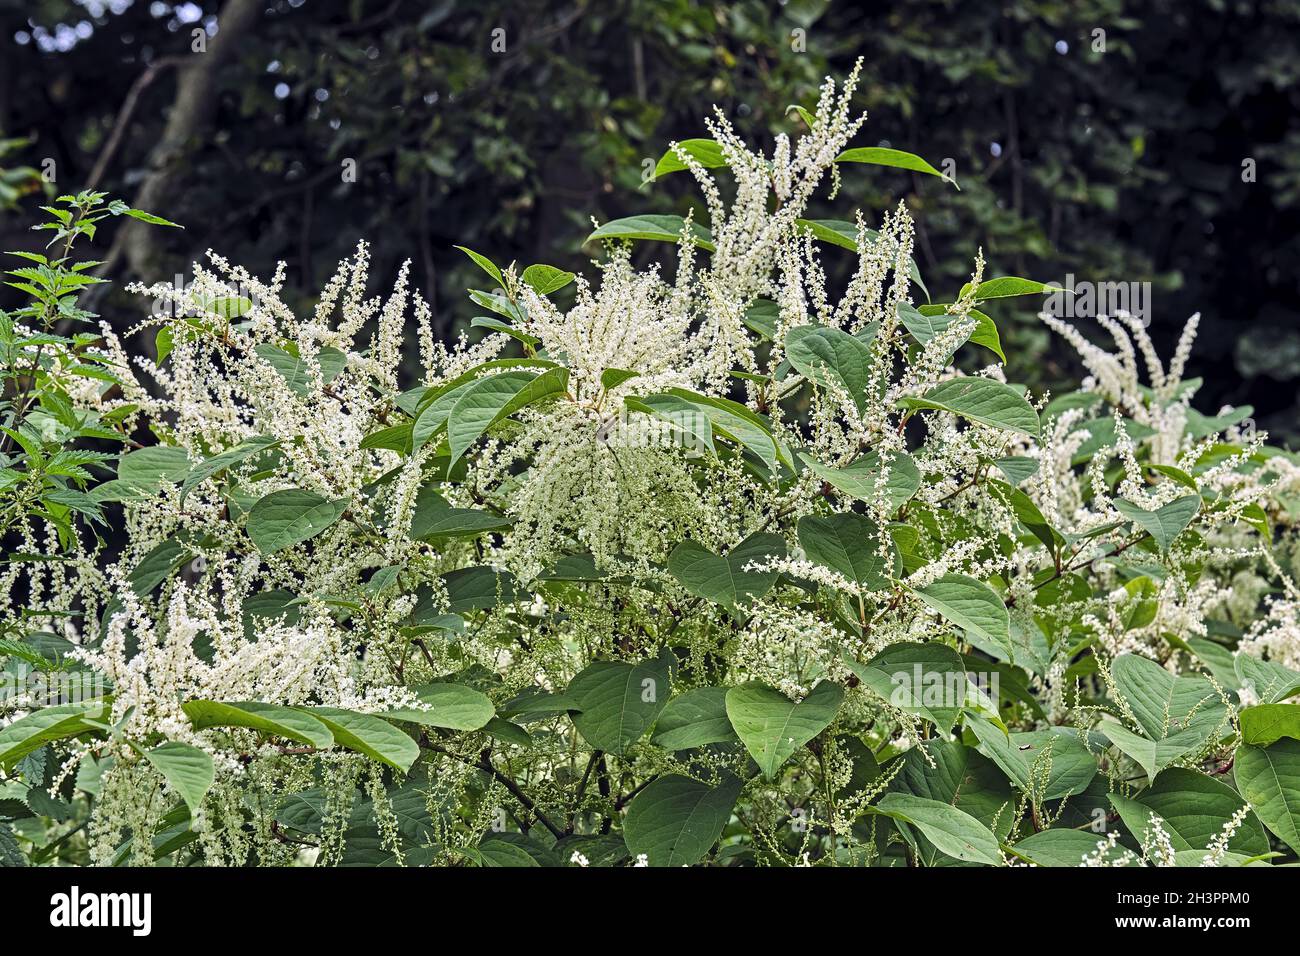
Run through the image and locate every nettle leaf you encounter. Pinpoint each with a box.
[1241,704,1300,747]
[143,742,214,815]
[803,450,921,512]
[1235,739,1300,854]
[447,367,569,464]
[651,138,727,179]
[1108,767,1268,857]
[784,324,872,414]
[899,378,1040,438]
[381,684,495,732]
[724,680,843,779]
[651,687,738,750]
[0,699,111,771]
[623,772,743,867]
[872,793,1001,865]
[1113,495,1199,552]
[834,146,951,183]
[911,574,1011,654]
[567,650,674,755]
[246,489,349,554]
[667,532,786,612]
[584,214,715,252]
[409,485,511,541]
[183,700,334,748]
[796,512,897,589]
[301,707,420,773]
[521,263,574,295]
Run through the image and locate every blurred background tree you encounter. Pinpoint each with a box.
[1,0,1297,440]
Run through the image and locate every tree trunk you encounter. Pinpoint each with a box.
[120,0,261,280]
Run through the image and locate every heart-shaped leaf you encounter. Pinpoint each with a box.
[797,512,897,589]
[567,650,673,755]
[725,680,843,779]
[622,772,743,867]
[1113,495,1199,552]
[667,532,786,612]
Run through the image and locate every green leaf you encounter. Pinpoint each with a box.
[253,343,347,398]
[182,700,335,748]
[911,574,1011,653]
[1241,704,1300,747]
[567,650,674,755]
[447,367,569,464]
[796,512,896,589]
[409,486,511,540]
[143,742,214,815]
[958,276,1057,301]
[802,450,921,512]
[1012,828,1111,867]
[454,245,505,288]
[966,717,1097,801]
[899,378,1040,438]
[651,138,727,179]
[724,680,843,779]
[784,324,873,414]
[845,642,973,730]
[246,489,349,554]
[1110,653,1228,743]
[301,707,419,772]
[1100,718,1211,786]
[651,688,738,750]
[179,435,278,501]
[663,388,788,476]
[521,263,574,295]
[993,456,1039,486]
[623,772,743,866]
[1235,739,1300,854]
[381,684,495,732]
[667,532,786,612]
[584,214,715,252]
[1113,495,1199,552]
[128,539,191,596]
[1108,767,1268,856]
[1235,654,1300,705]
[0,700,111,771]
[599,368,640,391]
[912,303,1005,362]
[873,793,1001,865]
[117,445,190,491]
[794,219,929,298]
[834,146,950,183]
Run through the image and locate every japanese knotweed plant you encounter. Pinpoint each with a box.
[3,65,1300,868]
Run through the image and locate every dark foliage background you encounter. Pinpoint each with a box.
[2,0,1298,441]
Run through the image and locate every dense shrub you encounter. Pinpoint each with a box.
[2,68,1299,868]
